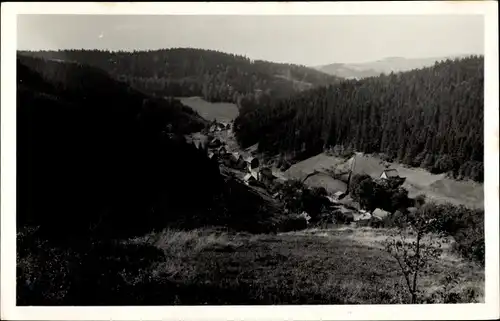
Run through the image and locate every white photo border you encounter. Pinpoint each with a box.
[1,2,498,320]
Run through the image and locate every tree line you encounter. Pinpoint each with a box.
[18,48,340,105]
[234,56,484,182]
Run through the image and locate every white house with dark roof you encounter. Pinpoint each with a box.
[245,156,260,171]
[243,172,259,185]
[380,169,400,180]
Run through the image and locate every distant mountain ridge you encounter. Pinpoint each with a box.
[314,54,471,79]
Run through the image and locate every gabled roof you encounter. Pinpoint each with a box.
[243,173,258,181]
[261,169,276,179]
[382,169,399,177]
[246,156,259,165]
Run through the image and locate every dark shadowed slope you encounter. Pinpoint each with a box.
[17,55,281,243]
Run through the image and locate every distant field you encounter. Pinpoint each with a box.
[285,152,484,209]
[127,227,484,304]
[178,96,239,123]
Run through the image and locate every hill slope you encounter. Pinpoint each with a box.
[18,48,341,105]
[17,55,280,241]
[235,55,484,182]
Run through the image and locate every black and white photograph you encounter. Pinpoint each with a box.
[1,2,499,320]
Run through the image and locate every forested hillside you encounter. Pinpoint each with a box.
[234,56,484,182]
[18,48,340,105]
[17,55,277,242]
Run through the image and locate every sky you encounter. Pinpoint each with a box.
[17,14,484,66]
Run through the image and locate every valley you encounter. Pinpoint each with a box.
[15,48,486,306]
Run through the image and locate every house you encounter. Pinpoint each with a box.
[243,172,259,185]
[372,208,391,220]
[380,169,400,180]
[218,145,228,156]
[230,152,246,169]
[245,156,260,171]
[260,167,277,185]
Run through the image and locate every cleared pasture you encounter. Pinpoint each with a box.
[285,152,484,209]
[178,96,239,123]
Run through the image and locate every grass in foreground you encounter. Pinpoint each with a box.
[128,227,484,304]
[17,226,483,305]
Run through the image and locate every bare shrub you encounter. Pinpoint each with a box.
[384,204,445,303]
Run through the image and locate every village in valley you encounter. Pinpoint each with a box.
[13,10,489,308]
[187,119,410,228]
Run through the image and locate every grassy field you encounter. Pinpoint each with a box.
[302,172,348,194]
[122,227,484,305]
[178,96,239,123]
[285,152,484,209]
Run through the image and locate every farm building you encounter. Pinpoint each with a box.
[380,169,400,179]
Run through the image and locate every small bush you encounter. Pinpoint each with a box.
[331,210,354,225]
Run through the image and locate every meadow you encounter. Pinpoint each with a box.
[285,152,484,209]
[178,96,239,123]
[123,227,484,305]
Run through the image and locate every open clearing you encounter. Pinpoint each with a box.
[178,96,239,123]
[126,227,484,305]
[285,152,484,209]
